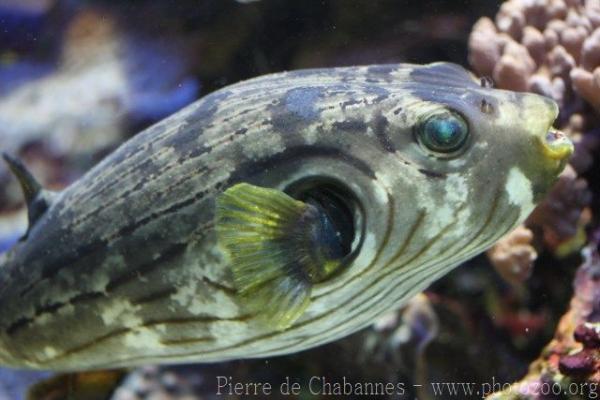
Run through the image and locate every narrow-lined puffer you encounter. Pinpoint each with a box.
[0,63,572,371]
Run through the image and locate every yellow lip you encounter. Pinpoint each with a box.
[520,94,573,163]
[540,128,574,161]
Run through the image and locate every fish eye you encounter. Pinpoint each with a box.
[416,110,469,157]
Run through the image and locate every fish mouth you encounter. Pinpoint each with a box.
[541,127,574,162]
[536,117,573,175]
[522,94,573,171]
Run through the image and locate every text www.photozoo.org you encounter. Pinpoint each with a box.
[216,376,599,398]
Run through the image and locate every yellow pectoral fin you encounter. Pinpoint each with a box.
[216,183,326,330]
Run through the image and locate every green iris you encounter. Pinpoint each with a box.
[418,111,469,154]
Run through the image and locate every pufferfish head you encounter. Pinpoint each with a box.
[217,63,573,336]
[390,63,570,203]
[372,63,572,255]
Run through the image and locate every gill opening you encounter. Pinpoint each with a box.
[284,177,365,280]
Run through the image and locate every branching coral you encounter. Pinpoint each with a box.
[470,0,600,111]
[471,2,600,396]
[470,0,600,172]
[470,0,596,254]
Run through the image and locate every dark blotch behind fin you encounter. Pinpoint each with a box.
[2,153,55,240]
[216,183,342,330]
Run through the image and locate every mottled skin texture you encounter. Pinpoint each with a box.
[0,63,569,371]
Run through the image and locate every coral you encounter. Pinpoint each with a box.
[469,0,600,173]
[487,225,538,285]
[486,243,600,399]
[470,0,599,256]
[526,164,592,254]
[489,164,592,266]
[471,7,600,395]
[469,0,597,107]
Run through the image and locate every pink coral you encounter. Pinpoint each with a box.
[487,226,538,285]
[469,0,600,111]
[470,0,597,254]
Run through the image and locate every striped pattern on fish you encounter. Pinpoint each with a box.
[0,62,571,370]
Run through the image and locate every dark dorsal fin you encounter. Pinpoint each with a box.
[2,153,55,240]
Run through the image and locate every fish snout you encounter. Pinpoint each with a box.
[520,94,573,170]
[540,128,573,162]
